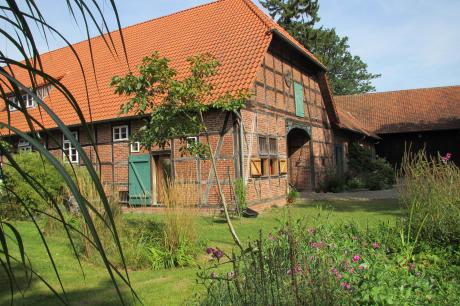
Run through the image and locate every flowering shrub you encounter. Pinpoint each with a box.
[195,212,460,305]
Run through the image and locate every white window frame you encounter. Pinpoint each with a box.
[8,97,17,112]
[113,125,129,142]
[23,94,35,108]
[130,141,141,153]
[18,139,32,153]
[186,136,198,148]
[63,131,79,164]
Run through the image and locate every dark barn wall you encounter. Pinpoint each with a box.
[376,129,460,167]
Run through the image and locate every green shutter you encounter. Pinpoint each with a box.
[294,82,304,118]
[128,154,151,206]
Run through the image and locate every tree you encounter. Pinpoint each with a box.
[111,52,247,248]
[260,0,381,95]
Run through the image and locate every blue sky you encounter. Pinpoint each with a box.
[4,0,460,92]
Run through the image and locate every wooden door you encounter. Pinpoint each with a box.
[128,154,151,206]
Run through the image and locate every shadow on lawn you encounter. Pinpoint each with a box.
[296,199,404,217]
[0,264,137,306]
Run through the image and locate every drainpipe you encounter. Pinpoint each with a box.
[237,110,244,179]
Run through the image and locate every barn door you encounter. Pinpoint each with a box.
[128,154,151,206]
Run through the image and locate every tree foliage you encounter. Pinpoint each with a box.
[260,0,381,95]
[111,52,248,247]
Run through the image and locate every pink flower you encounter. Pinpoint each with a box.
[341,282,351,290]
[408,263,416,272]
[442,153,453,163]
[358,265,365,270]
[210,272,218,279]
[349,268,355,274]
[372,242,380,250]
[287,265,302,275]
[268,232,275,241]
[352,255,361,262]
[308,227,316,235]
[310,241,325,248]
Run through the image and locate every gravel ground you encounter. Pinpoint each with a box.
[301,188,398,201]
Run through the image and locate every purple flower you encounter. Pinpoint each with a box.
[212,248,223,260]
[210,272,218,279]
[352,255,361,262]
[206,247,214,255]
[372,242,380,250]
[308,227,316,235]
[341,282,351,290]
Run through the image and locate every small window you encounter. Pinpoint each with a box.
[8,97,17,111]
[186,136,198,148]
[130,141,141,153]
[269,138,278,155]
[23,94,35,108]
[18,139,32,153]
[113,125,129,142]
[258,136,268,156]
[119,191,129,204]
[63,131,79,164]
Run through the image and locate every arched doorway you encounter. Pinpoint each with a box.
[287,128,313,191]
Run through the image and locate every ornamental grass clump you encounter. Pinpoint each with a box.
[398,150,460,245]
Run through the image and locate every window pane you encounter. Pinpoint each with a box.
[258,136,268,155]
[269,138,277,155]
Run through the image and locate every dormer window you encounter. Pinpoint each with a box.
[7,84,51,112]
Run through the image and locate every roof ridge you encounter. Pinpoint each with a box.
[338,84,460,98]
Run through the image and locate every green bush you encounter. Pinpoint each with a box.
[319,168,346,193]
[348,143,395,190]
[1,152,70,218]
[398,151,460,245]
[196,211,460,305]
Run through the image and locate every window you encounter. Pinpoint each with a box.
[269,138,278,155]
[6,85,50,112]
[186,136,198,148]
[63,131,79,164]
[130,141,141,153]
[258,136,268,156]
[18,139,32,153]
[23,94,35,108]
[258,136,280,177]
[113,125,129,142]
[294,82,304,118]
[334,144,344,174]
[8,97,17,111]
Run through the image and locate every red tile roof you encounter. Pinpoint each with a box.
[2,0,326,132]
[335,85,460,134]
[335,107,379,139]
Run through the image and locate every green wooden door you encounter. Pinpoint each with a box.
[128,154,151,206]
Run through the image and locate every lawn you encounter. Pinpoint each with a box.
[0,198,400,306]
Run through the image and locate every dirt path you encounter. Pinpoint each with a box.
[301,188,398,201]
